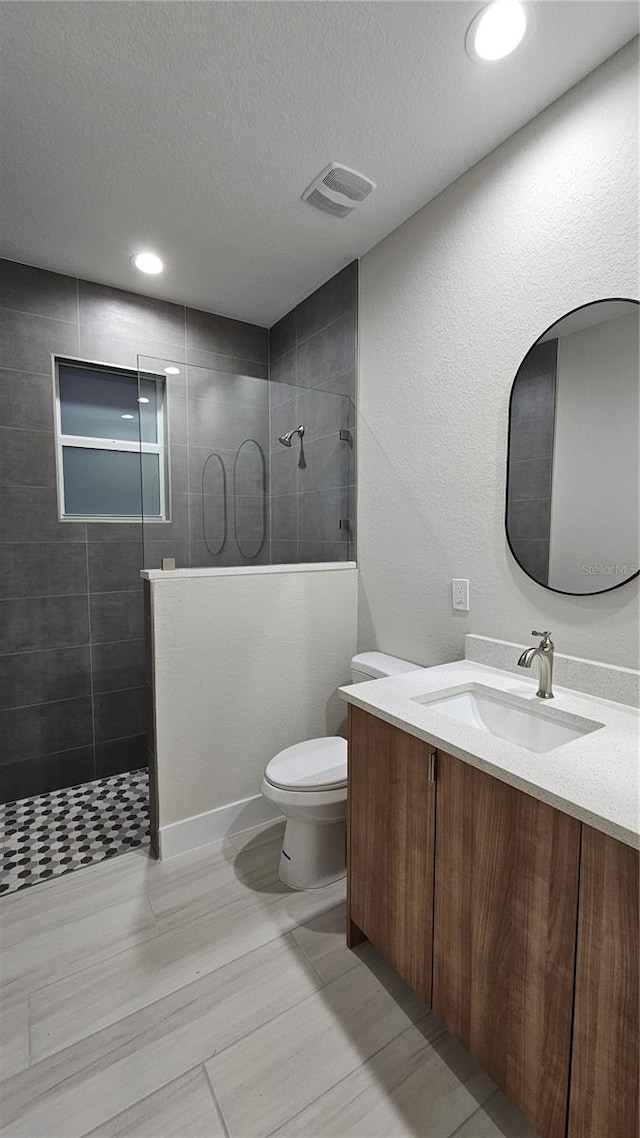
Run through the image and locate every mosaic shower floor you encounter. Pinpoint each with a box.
[0,768,150,896]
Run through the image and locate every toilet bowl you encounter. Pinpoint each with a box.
[262,652,422,890]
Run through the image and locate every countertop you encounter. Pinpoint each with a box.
[339,660,640,849]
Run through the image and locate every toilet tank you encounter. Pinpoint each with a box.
[350,652,423,684]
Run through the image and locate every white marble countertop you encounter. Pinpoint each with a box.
[339,660,640,849]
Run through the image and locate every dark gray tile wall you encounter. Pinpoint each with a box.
[268,262,357,563]
[0,257,268,802]
[0,255,355,801]
[507,339,557,586]
[181,343,270,566]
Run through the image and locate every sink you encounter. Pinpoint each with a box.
[411,683,604,753]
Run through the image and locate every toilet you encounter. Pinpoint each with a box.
[261,652,423,890]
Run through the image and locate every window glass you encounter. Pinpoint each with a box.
[62,448,161,517]
[56,360,165,520]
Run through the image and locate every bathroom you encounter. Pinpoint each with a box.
[0,2,638,1136]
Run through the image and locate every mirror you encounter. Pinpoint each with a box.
[506,298,639,595]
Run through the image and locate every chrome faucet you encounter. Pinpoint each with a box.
[517,631,555,699]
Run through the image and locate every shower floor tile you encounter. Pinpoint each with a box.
[0,768,149,896]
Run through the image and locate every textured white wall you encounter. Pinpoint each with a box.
[358,43,639,670]
[152,568,357,826]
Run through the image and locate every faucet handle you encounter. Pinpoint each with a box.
[532,630,554,648]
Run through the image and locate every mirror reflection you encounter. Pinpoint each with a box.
[506,298,639,595]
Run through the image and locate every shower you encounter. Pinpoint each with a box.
[278,424,305,447]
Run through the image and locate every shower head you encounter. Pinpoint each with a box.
[278,424,305,447]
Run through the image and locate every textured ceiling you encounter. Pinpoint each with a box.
[0,1,637,326]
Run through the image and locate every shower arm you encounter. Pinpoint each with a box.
[278,424,305,447]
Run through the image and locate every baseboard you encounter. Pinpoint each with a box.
[158,793,283,860]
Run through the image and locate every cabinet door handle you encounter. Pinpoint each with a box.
[428,750,436,783]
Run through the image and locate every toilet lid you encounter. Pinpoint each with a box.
[265,737,347,791]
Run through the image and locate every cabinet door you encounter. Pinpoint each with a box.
[433,751,580,1138]
[568,826,639,1138]
[347,705,435,1003]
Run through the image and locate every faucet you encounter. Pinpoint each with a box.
[517,630,555,699]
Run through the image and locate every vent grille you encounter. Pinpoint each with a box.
[306,189,354,218]
[302,163,376,219]
[322,167,372,202]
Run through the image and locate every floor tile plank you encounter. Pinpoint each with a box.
[30,874,345,1061]
[0,995,29,1080]
[1,823,536,1138]
[84,1066,225,1138]
[272,1018,497,1138]
[450,1090,540,1137]
[3,936,321,1138]
[206,949,427,1138]
[291,902,361,984]
[2,895,157,999]
[229,819,285,855]
[145,836,283,933]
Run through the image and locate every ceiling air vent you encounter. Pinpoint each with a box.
[302,163,376,218]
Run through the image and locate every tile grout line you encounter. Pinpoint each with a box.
[259,1010,442,1138]
[0,685,146,715]
[83,527,97,780]
[0,303,79,328]
[24,899,337,1066]
[21,880,156,1005]
[272,302,356,359]
[0,638,141,661]
[202,1061,233,1138]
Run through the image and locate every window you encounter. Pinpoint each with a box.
[55,360,167,521]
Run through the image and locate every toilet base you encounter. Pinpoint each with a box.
[278,817,346,890]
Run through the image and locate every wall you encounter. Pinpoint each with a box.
[149,566,358,844]
[269,263,357,563]
[358,42,639,670]
[549,312,639,592]
[0,258,267,802]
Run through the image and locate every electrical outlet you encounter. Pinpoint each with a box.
[452,578,470,611]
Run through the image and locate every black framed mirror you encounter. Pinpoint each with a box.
[506,298,639,596]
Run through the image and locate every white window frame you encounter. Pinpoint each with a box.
[53,357,168,523]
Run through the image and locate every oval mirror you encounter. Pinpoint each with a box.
[506,298,639,595]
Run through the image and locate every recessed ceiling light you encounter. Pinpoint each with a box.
[121,413,135,420]
[130,251,164,274]
[465,1,527,62]
[164,366,181,375]
[137,396,150,404]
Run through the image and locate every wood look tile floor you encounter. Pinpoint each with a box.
[0,821,538,1138]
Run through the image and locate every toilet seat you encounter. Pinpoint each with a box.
[264,737,347,792]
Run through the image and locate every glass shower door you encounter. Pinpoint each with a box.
[137,354,270,569]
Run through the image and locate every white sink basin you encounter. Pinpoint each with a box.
[412,683,604,753]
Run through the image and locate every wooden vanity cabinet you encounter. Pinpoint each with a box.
[347,705,435,1003]
[568,826,639,1138]
[432,751,581,1138]
[347,711,639,1138]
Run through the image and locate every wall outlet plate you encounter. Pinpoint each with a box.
[452,578,470,611]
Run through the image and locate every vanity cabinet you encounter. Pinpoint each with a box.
[346,710,639,1138]
[432,751,580,1138]
[568,826,639,1138]
[347,705,435,1003]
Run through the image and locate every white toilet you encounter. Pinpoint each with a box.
[261,652,422,890]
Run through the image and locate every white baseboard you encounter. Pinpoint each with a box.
[158,793,283,860]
